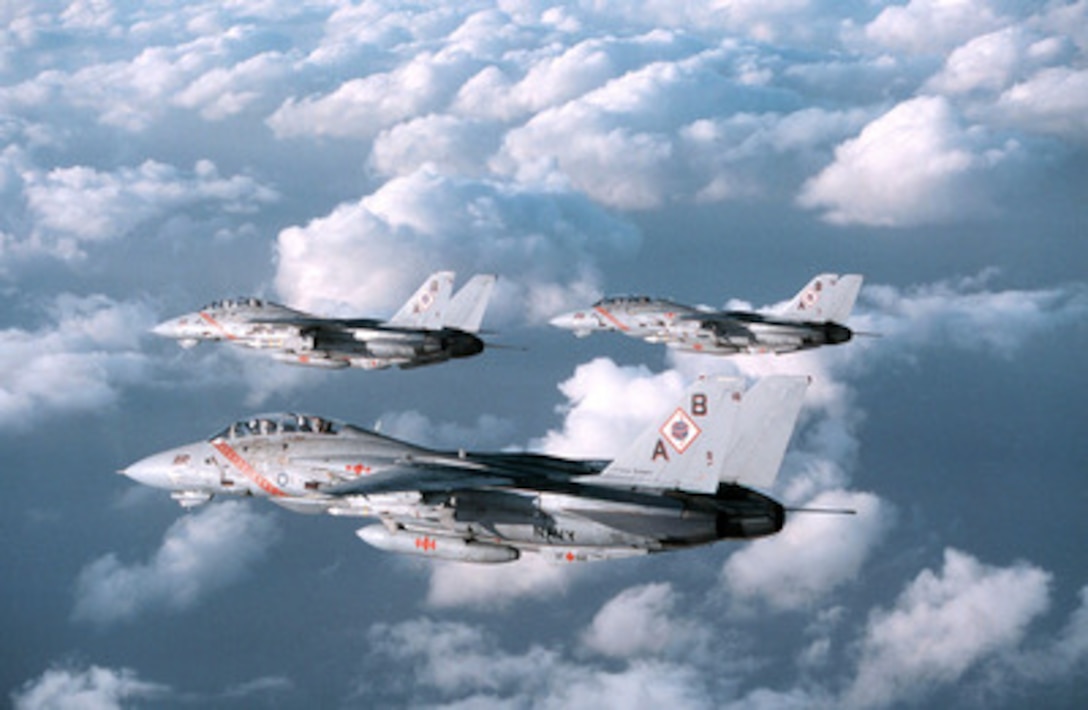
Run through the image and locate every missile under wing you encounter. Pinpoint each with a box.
[120,376,810,564]
[550,273,863,355]
[151,272,496,370]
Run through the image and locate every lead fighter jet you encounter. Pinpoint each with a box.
[550,273,863,356]
[121,376,810,563]
[152,272,495,370]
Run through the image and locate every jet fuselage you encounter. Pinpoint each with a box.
[152,298,484,370]
[121,412,785,563]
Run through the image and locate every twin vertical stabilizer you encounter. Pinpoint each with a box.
[445,275,497,333]
[387,271,496,332]
[778,273,863,323]
[596,376,809,494]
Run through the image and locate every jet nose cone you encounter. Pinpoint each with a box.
[548,312,581,329]
[152,317,201,348]
[549,311,595,337]
[120,451,177,489]
[151,318,180,337]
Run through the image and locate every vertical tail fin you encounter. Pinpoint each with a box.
[778,274,863,323]
[718,376,808,490]
[597,376,809,494]
[445,274,497,333]
[388,271,455,329]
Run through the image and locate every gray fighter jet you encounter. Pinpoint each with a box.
[152,272,495,370]
[120,376,809,563]
[550,273,863,355]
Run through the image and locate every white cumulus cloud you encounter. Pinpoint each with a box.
[722,490,893,612]
[11,664,170,710]
[533,358,686,459]
[858,274,1088,358]
[274,168,639,325]
[365,616,719,708]
[13,159,277,262]
[72,501,280,625]
[377,409,516,450]
[844,548,1052,708]
[0,294,155,431]
[582,582,686,658]
[425,554,577,610]
[995,66,1088,142]
[798,95,1018,227]
[862,0,1006,55]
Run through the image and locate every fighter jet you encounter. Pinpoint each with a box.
[120,376,810,563]
[152,271,496,370]
[550,273,863,356]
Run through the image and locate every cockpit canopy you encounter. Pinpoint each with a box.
[210,413,343,441]
[592,295,685,313]
[201,297,266,311]
[592,295,655,307]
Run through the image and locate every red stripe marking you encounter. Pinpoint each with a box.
[593,305,630,332]
[199,311,237,340]
[212,440,286,497]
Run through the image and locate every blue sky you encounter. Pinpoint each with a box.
[2,1,1087,707]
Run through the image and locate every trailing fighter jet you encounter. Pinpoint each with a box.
[120,376,810,563]
[152,271,496,370]
[550,273,863,356]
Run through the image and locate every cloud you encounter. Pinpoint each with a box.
[10,159,277,262]
[273,168,639,325]
[11,664,170,710]
[926,27,1029,96]
[995,66,1088,142]
[991,584,1088,692]
[219,675,296,702]
[364,616,718,708]
[365,618,561,698]
[12,664,295,709]
[268,49,484,140]
[492,44,823,210]
[72,501,280,625]
[582,582,686,658]
[539,661,715,710]
[370,115,504,179]
[0,294,155,431]
[270,13,874,210]
[858,273,1088,358]
[798,95,1019,226]
[722,490,893,612]
[862,0,1006,55]
[0,15,300,132]
[844,548,1052,708]
[533,358,686,459]
[425,554,577,610]
[377,409,516,450]
[173,50,296,121]
[1046,585,1088,674]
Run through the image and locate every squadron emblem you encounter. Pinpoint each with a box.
[660,408,701,454]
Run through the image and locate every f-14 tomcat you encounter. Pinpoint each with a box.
[151,271,495,370]
[120,376,809,563]
[550,273,863,356]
